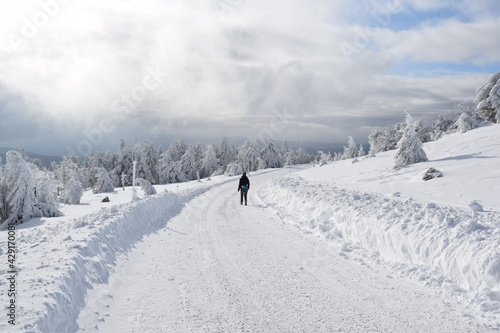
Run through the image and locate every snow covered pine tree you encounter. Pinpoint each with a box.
[393,113,428,169]
[475,72,500,123]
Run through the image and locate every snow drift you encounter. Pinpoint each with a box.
[258,123,500,324]
[259,175,499,312]
[1,185,216,333]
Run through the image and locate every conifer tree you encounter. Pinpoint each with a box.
[237,140,260,172]
[295,144,310,164]
[180,145,198,180]
[64,169,84,204]
[456,112,478,133]
[114,139,134,185]
[475,72,500,122]
[260,139,282,169]
[393,113,428,169]
[217,137,234,170]
[1,151,41,227]
[93,167,115,194]
[342,136,358,159]
[358,144,365,157]
[35,172,61,217]
[200,144,219,178]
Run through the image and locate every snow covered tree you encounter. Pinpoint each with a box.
[260,139,282,169]
[393,113,428,169]
[192,143,204,171]
[35,172,61,218]
[167,137,187,162]
[1,151,41,228]
[416,119,433,143]
[113,139,134,186]
[318,151,332,166]
[180,145,198,181]
[283,150,295,166]
[295,144,310,164]
[200,144,219,178]
[161,160,185,183]
[158,141,188,184]
[342,136,358,159]
[456,112,478,133]
[135,177,157,195]
[280,139,292,166]
[257,157,266,170]
[237,140,260,172]
[140,141,160,184]
[135,148,154,185]
[217,137,234,170]
[475,72,500,122]
[377,123,405,152]
[367,130,378,157]
[358,144,365,158]
[225,161,243,176]
[93,167,115,194]
[63,170,84,204]
[432,114,455,140]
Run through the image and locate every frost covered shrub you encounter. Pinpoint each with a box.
[135,177,157,195]
[393,113,428,169]
[456,112,478,133]
[225,162,243,176]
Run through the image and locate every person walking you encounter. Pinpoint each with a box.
[237,172,250,205]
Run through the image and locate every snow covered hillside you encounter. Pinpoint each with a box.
[260,122,500,324]
[0,123,499,332]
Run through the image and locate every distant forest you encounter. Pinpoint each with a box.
[0,72,498,229]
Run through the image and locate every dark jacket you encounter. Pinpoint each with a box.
[238,175,250,191]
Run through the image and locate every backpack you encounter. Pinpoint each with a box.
[241,185,249,190]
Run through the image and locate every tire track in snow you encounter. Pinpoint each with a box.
[82,168,492,332]
[202,173,386,332]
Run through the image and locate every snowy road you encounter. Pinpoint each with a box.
[78,168,486,332]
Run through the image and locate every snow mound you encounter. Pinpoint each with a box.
[0,185,214,333]
[469,201,485,212]
[258,174,500,322]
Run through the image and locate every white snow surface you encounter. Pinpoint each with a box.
[0,123,499,332]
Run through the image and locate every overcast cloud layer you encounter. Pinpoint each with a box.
[0,0,499,155]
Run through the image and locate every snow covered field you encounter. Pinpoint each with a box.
[0,123,499,332]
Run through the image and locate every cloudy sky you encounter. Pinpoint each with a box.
[0,0,499,155]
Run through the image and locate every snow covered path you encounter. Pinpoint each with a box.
[78,168,487,332]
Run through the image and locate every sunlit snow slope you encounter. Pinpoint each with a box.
[260,122,500,324]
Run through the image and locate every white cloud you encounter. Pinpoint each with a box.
[380,18,500,64]
[0,0,498,154]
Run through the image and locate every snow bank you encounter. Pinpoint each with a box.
[258,174,500,321]
[1,185,215,333]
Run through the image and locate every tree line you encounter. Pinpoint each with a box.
[0,71,499,229]
[0,138,312,229]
